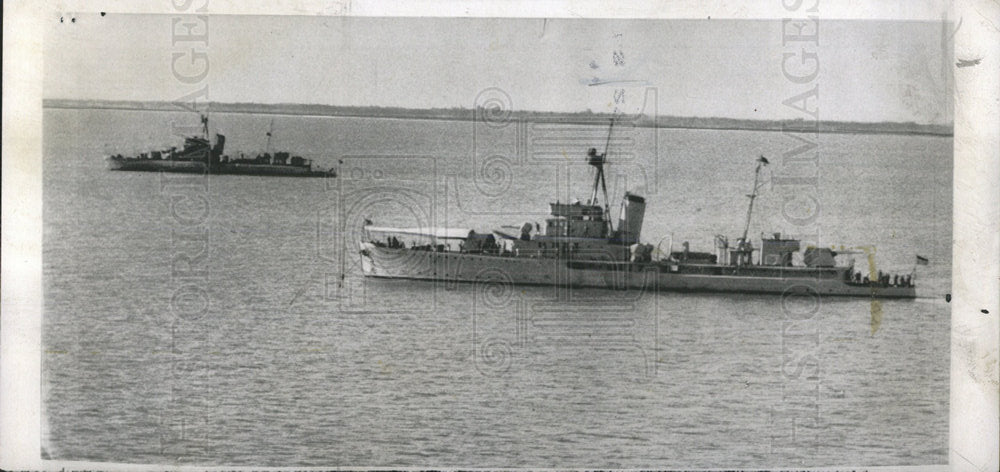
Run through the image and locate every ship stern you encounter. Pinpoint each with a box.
[358,241,377,276]
[105,155,125,170]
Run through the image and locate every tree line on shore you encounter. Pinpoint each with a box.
[44,98,953,136]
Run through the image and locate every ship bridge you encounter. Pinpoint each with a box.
[545,201,609,239]
[513,119,647,261]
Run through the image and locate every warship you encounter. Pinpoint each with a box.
[359,121,917,298]
[106,116,336,177]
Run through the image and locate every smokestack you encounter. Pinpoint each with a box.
[617,192,646,244]
[212,134,226,158]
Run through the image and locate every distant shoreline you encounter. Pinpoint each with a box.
[43,99,954,137]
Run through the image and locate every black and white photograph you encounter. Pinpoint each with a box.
[2,1,998,470]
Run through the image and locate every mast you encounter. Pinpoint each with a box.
[265,118,274,154]
[589,118,614,225]
[200,114,211,165]
[740,155,769,242]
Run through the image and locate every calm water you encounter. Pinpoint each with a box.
[42,108,951,467]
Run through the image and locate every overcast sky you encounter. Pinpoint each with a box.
[45,14,952,124]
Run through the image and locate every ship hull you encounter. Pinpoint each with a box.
[107,158,334,177]
[217,163,332,176]
[107,158,207,173]
[359,244,917,298]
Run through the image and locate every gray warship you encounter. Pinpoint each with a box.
[106,115,336,177]
[359,121,917,298]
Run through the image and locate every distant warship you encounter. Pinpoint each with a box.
[359,120,917,298]
[106,115,335,177]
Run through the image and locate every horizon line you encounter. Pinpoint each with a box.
[41,98,955,132]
